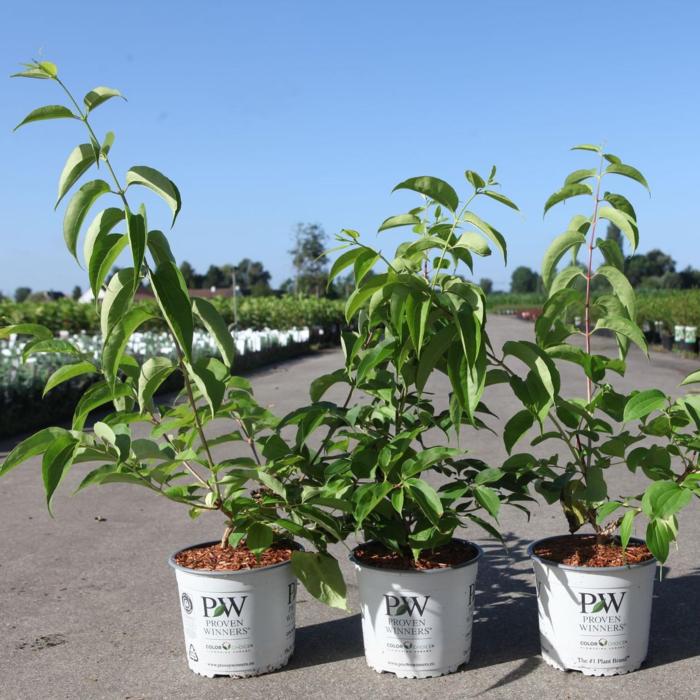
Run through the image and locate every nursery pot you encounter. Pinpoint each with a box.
[660,332,673,351]
[529,536,656,676]
[351,540,482,679]
[169,542,297,678]
[674,325,685,346]
[684,326,698,354]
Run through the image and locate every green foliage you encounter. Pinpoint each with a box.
[2,60,350,608]
[498,144,699,563]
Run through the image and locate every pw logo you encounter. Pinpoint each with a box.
[384,594,430,617]
[202,595,248,618]
[579,592,626,614]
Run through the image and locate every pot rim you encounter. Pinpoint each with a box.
[528,534,657,572]
[350,537,483,573]
[168,540,298,577]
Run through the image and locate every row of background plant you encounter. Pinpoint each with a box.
[0,295,345,334]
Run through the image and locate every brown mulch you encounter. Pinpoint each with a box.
[354,540,477,571]
[174,541,299,571]
[534,535,653,567]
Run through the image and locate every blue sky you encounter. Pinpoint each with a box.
[1,0,698,295]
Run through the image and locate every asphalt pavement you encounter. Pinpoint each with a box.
[1,316,698,700]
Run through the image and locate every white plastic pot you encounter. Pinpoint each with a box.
[351,540,482,679]
[529,536,656,676]
[169,542,297,678]
[674,325,685,343]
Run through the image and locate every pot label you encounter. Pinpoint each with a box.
[533,560,655,676]
[175,573,296,677]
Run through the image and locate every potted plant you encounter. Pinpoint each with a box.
[495,144,699,675]
[312,170,532,677]
[1,60,347,678]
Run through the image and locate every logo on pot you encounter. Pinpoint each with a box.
[384,595,430,617]
[181,592,193,614]
[188,644,198,662]
[578,592,626,614]
[599,638,608,646]
[222,641,232,650]
[202,595,248,618]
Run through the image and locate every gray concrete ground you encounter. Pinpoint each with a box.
[1,316,699,700]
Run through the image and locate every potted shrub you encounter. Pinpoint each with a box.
[1,61,348,678]
[313,171,532,677]
[495,144,699,675]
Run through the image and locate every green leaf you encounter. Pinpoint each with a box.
[405,478,443,526]
[603,192,637,221]
[598,206,639,252]
[102,307,155,387]
[354,482,393,526]
[290,551,348,611]
[22,338,80,362]
[462,212,507,263]
[72,380,132,430]
[63,179,112,260]
[354,249,379,284]
[378,213,421,232]
[564,168,597,185]
[138,357,175,411]
[619,509,636,550]
[246,522,273,556]
[594,315,647,355]
[481,190,519,211]
[595,265,636,320]
[550,265,585,296]
[43,360,97,396]
[642,481,692,519]
[151,260,194,360]
[474,484,500,519]
[605,163,650,192]
[454,232,491,257]
[101,131,115,158]
[192,297,235,368]
[345,274,387,321]
[42,434,78,515]
[328,248,363,284]
[681,370,700,386]
[645,519,670,562]
[187,358,226,416]
[596,237,624,271]
[624,389,667,421]
[147,230,175,266]
[0,323,52,341]
[126,209,147,287]
[101,268,136,338]
[83,86,124,112]
[0,427,70,476]
[465,170,485,189]
[393,176,459,212]
[83,207,126,293]
[543,183,592,216]
[595,501,623,524]
[416,324,455,391]
[571,144,602,153]
[55,144,98,208]
[310,369,348,402]
[125,166,181,225]
[504,409,534,454]
[13,104,77,130]
[541,231,587,289]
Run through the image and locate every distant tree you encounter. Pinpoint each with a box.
[480,278,494,295]
[279,278,295,295]
[14,287,31,302]
[180,261,197,288]
[606,223,624,254]
[678,266,700,289]
[71,285,82,300]
[290,223,328,297]
[233,258,271,296]
[625,249,676,287]
[510,266,541,294]
[203,264,227,290]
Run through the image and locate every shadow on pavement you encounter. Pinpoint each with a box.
[289,614,364,669]
[647,568,700,668]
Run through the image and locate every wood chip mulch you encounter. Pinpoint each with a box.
[174,541,299,571]
[354,540,477,570]
[534,535,654,567]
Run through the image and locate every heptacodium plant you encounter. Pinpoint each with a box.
[1,60,348,679]
[309,170,532,677]
[494,144,700,675]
